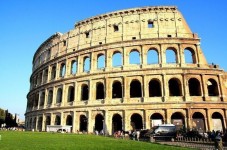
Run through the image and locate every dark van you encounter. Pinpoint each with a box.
[150,124,176,141]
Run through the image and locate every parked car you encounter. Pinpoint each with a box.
[150,124,177,141]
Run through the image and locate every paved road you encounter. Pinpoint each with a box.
[157,141,227,150]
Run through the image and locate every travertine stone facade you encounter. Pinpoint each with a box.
[25,6,227,134]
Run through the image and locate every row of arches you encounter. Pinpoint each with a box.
[32,47,197,88]
[29,111,225,133]
[29,77,219,109]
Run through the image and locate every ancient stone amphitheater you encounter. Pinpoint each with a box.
[25,6,227,134]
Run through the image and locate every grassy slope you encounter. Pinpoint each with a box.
[0,131,192,150]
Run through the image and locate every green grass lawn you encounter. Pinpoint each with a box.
[0,131,192,150]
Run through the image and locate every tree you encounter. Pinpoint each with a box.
[0,108,6,127]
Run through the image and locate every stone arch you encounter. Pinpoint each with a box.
[212,112,224,131]
[147,49,159,64]
[150,113,163,127]
[97,53,105,69]
[171,112,185,130]
[95,114,104,132]
[47,90,53,104]
[166,48,177,63]
[55,115,61,125]
[71,60,77,74]
[192,112,205,132]
[43,68,48,83]
[184,47,196,64]
[131,113,143,130]
[83,56,90,72]
[96,82,105,99]
[51,65,56,80]
[149,79,162,97]
[66,115,72,126]
[33,117,37,130]
[81,84,89,101]
[112,51,122,67]
[130,79,142,98]
[207,79,219,96]
[169,78,182,96]
[56,88,62,103]
[79,115,88,132]
[45,116,51,126]
[39,91,45,106]
[112,114,122,133]
[129,49,140,64]
[37,116,43,131]
[59,63,66,77]
[188,78,202,96]
[68,86,75,102]
[112,80,122,98]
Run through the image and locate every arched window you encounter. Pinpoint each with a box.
[83,57,90,72]
[147,49,159,64]
[45,116,51,126]
[149,79,161,97]
[212,112,224,131]
[59,63,66,77]
[188,78,201,96]
[79,115,87,132]
[192,112,205,132]
[51,66,56,80]
[34,93,39,107]
[96,82,104,99]
[43,69,48,83]
[48,90,53,104]
[97,54,105,69]
[71,60,77,75]
[150,113,163,127]
[129,50,140,64]
[37,117,43,131]
[184,48,196,64]
[131,113,143,130]
[112,114,122,133]
[112,52,122,67]
[95,114,104,132]
[169,78,182,96]
[68,86,74,102]
[39,91,45,106]
[55,115,61,125]
[81,84,89,101]
[66,115,72,126]
[56,88,62,103]
[112,81,122,98]
[207,79,219,96]
[171,112,185,130]
[130,80,142,98]
[166,49,177,63]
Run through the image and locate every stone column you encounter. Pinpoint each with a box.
[72,111,77,133]
[206,109,211,131]
[165,109,171,124]
[141,45,146,65]
[143,76,148,102]
[61,112,64,125]
[50,113,54,125]
[144,110,149,129]
[162,74,167,102]
[105,49,111,71]
[77,55,83,74]
[90,52,95,73]
[123,77,129,103]
[160,44,166,64]
[44,88,48,109]
[183,74,189,101]
[42,114,45,131]
[52,87,56,105]
[89,80,94,104]
[105,78,110,104]
[218,74,225,101]
[61,84,66,106]
[104,110,110,135]
[201,74,208,100]
[87,110,93,133]
[179,44,184,65]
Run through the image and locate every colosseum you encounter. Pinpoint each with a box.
[25,6,227,134]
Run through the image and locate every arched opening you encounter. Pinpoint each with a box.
[189,78,201,96]
[83,57,90,72]
[43,68,48,83]
[79,115,88,132]
[59,63,66,77]
[192,112,205,132]
[169,78,182,96]
[112,114,122,133]
[184,48,196,64]
[212,112,224,131]
[48,90,53,104]
[66,115,72,126]
[112,81,122,98]
[112,52,122,67]
[129,50,140,64]
[37,117,43,131]
[29,118,32,130]
[95,114,104,133]
[56,88,62,103]
[171,112,185,130]
[97,54,105,69]
[166,49,177,63]
[150,113,163,127]
[46,116,51,126]
[131,113,143,130]
[33,117,36,130]
[39,91,45,106]
[68,86,74,102]
[55,115,61,125]
[34,93,39,107]
[147,49,159,64]
[51,65,56,80]
[149,79,161,97]
[207,79,219,96]
[96,82,104,99]
[130,80,142,98]
[71,60,77,75]
[81,84,89,101]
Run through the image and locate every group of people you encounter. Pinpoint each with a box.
[113,129,141,141]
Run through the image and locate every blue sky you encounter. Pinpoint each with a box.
[0,0,227,120]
